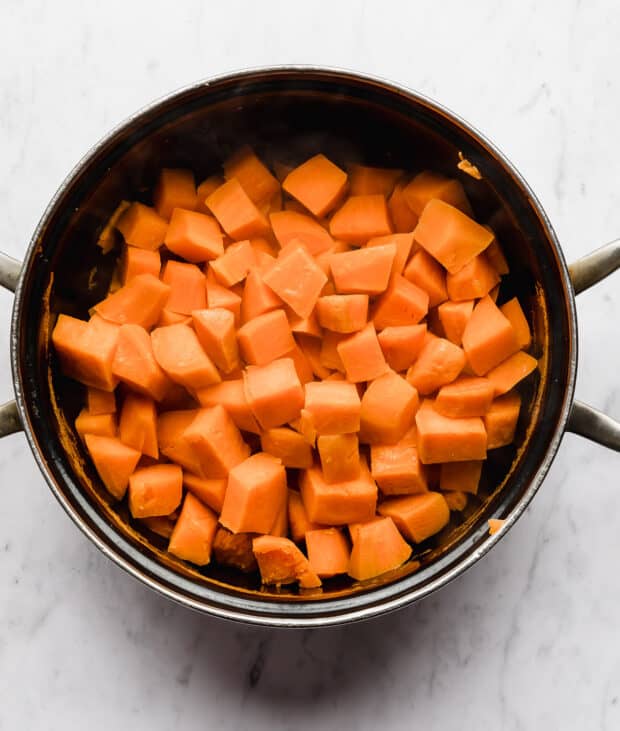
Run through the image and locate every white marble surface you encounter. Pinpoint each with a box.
[1,1,620,728]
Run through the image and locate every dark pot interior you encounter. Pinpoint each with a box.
[13,69,575,624]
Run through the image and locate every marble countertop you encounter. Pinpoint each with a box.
[2,2,620,729]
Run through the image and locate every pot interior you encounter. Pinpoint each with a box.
[15,70,574,621]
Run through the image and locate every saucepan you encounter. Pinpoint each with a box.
[1,68,618,627]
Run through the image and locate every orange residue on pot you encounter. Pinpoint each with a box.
[488,518,506,535]
[97,200,130,254]
[457,152,482,180]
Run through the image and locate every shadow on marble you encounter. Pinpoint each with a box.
[77,548,490,708]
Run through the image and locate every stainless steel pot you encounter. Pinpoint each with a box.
[1,68,618,627]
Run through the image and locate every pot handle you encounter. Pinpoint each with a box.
[0,251,23,438]
[566,239,620,449]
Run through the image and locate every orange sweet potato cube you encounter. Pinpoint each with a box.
[52,314,120,391]
[282,154,347,218]
[347,516,412,580]
[388,181,419,233]
[462,295,520,375]
[330,244,396,295]
[438,300,474,346]
[260,427,314,469]
[168,492,218,565]
[220,452,287,534]
[403,249,448,307]
[269,210,334,255]
[151,323,221,390]
[183,404,250,478]
[223,146,280,205]
[212,527,257,571]
[372,274,429,329]
[439,460,483,494]
[206,280,242,325]
[500,298,531,349]
[415,402,487,464]
[317,433,360,483]
[378,492,450,543]
[153,168,197,220]
[347,164,403,196]
[329,194,392,244]
[94,273,171,329]
[192,308,239,375]
[161,260,207,314]
[413,199,493,274]
[402,171,472,217]
[252,535,322,588]
[377,324,426,372]
[128,463,183,518]
[270,491,290,537]
[287,489,322,542]
[84,434,141,500]
[237,308,295,366]
[319,330,346,372]
[406,337,466,395]
[196,176,224,213]
[367,232,415,275]
[164,208,224,263]
[371,438,428,495]
[262,243,327,318]
[156,409,203,475]
[484,392,522,448]
[86,387,117,415]
[297,335,330,380]
[183,473,227,513]
[206,178,270,239]
[241,267,283,323]
[194,379,260,434]
[116,202,168,250]
[285,342,315,385]
[484,231,509,272]
[244,357,304,429]
[435,376,495,418]
[156,309,191,327]
[487,351,538,396]
[316,294,368,333]
[446,253,500,301]
[121,246,161,284]
[337,322,388,383]
[360,371,419,444]
[305,527,350,578]
[112,323,172,401]
[300,460,377,525]
[304,380,361,434]
[118,393,158,459]
[210,239,257,287]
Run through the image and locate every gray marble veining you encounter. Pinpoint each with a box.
[1,1,620,729]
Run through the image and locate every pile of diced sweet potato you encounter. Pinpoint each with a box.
[52,146,537,589]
